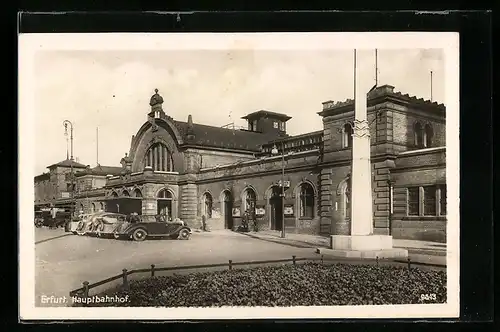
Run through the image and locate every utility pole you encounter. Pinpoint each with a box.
[63,120,74,217]
[430,70,433,101]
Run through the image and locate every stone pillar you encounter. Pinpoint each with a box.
[319,50,407,259]
[180,175,199,228]
[350,49,373,236]
[319,168,333,235]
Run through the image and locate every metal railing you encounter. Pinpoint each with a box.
[69,255,420,300]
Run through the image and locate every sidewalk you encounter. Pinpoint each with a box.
[242,230,447,267]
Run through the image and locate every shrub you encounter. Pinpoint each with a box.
[80,263,446,307]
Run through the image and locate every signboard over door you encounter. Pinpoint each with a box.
[255,206,265,216]
[284,204,294,216]
[232,207,241,217]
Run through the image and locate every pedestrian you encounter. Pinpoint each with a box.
[201,215,207,231]
[252,213,258,232]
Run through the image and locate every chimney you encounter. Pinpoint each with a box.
[187,114,195,141]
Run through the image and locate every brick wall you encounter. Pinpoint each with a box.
[390,148,447,242]
[186,148,254,172]
[197,163,320,234]
[392,110,446,149]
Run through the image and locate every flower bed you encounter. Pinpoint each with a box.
[77,263,447,307]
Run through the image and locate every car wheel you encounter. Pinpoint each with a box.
[132,228,147,242]
[178,229,190,240]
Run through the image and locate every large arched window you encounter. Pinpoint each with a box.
[414,122,424,148]
[157,188,173,219]
[144,142,174,172]
[424,124,433,148]
[202,192,213,218]
[342,123,353,148]
[242,188,257,215]
[299,183,315,218]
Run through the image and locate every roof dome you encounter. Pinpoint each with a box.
[149,88,164,107]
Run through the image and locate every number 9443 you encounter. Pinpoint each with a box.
[420,293,437,301]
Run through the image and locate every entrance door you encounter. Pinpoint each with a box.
[157,200,172,220]
[223,192,233,229]
[269,187,283,231]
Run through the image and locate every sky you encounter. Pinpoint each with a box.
[33,47,444,175]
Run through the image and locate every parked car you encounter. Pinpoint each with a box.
[35,210,70,229]
[73,213,102,236]
[113,218,191,241]
[93,213,128,237]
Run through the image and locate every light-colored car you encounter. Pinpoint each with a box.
[72,213,103,236]
[93,213,128,237]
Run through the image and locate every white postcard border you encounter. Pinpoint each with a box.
[19,32,460,320]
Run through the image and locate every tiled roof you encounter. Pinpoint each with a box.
[34,172,50,181]
[173,121,284,152]
[241,110,292,121]
[47,159,87,169]
[75,165,123,177]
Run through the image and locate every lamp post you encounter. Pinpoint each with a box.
[63,120,74,217]
[271,141,285,238]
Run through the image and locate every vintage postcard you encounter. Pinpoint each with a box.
[19,32,459,320]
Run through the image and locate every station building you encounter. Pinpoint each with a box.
[34,85,447,242]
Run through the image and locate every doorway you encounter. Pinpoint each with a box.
[222,191,233,229]
[269,186,283,231]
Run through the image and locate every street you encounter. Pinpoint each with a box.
[35,228,315,307]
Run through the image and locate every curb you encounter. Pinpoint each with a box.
[243,233,446,267]
[242,232,328,249]
[35,233,73,245]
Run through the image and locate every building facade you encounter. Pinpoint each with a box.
[34,85,447,242]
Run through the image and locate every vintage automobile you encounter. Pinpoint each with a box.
[35,209,70,228]
[73,213,102,236]
[92,213,128,237]
[113,218,191,241]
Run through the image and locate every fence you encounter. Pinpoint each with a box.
[69,255,419,299]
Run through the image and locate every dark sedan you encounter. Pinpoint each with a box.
[113,219,191,241]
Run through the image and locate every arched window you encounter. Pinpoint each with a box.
[111,191,118,198]
[133,188,143,198]
[79,203,84,214]
[157,189,173,219]
[242,188,256,215]
[122,190,130,197]
[344,178,351,220]
[342,123,353,148]
[202,192,213,218]
[100,202,105,212]
[414,122,424,148]
[144,142,174,172]
[299,183,315,218]
[91,202,96,213]
[157,189,173,199]
[424,124,433,148]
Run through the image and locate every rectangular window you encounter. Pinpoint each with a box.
[252,120,258,131]
[439,184,447,215]
[407,187,420,216]
[273,121,279,129]
[423,186,437,216]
